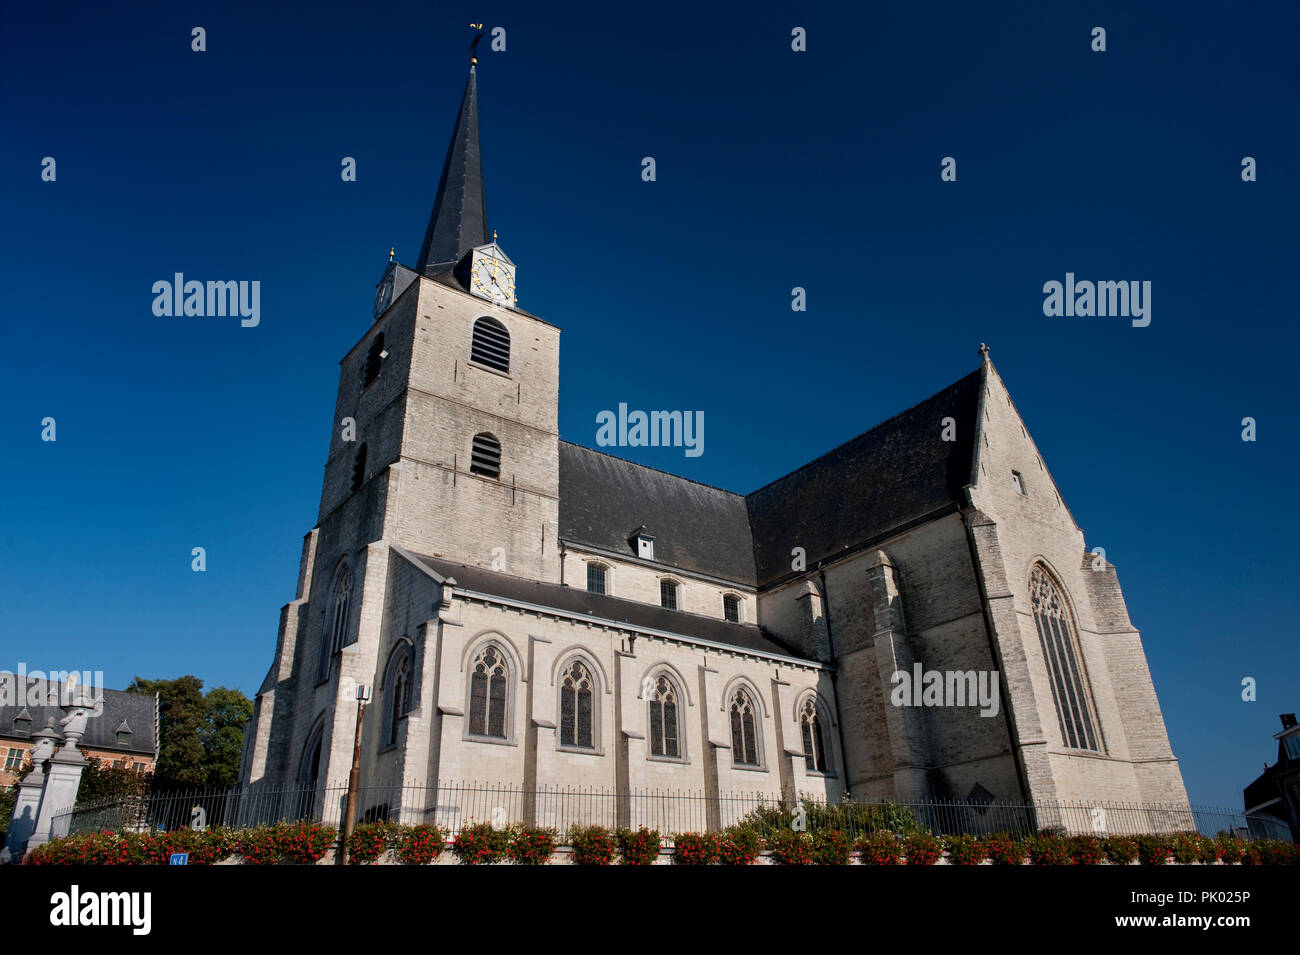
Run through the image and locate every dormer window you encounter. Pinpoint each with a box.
[12,708,31,738]
[115,720,133,747]
[629,527,655,561]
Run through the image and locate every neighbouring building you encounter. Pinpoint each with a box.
[237,60,1191,834]
[1242,713,1300,840]
[0,676,158,786]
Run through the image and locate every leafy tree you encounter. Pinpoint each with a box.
[200,686,253,787]
[126,677,251,791]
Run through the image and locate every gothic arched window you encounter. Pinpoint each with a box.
[648,674,681,759]
[470,432,501,480]
[799,697,829,773]
[729,688,761,767]
[559,659,596,749]
[362,332,385,388]
[467,644,509,739]
[319,562,353,682]
[1030,566,1101,752]
[383,646,413,747]
[470,317,511,373]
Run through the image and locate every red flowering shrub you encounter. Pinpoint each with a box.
[1215,834,1243,864]
[715,827,759,865]
[282,823,336,864]
[855,832,902,865]
[1169,833,1202,865]
[764,829,812,865]
[811,829,853,865]
[903,832,942,865]
[1135,835,1172,866]
[1263,840,1296,864]
[236,827,280,865]
[615,827,661,865]
[1241,842,1262,865]
[566,825,617,865]
[983,834,1026,865]
[453,823,508,864]
[673,832,720,865]
[395,824,446,865]
[507,826,556,865]
[346,822,395,865]
[1029,834,1073,866]
[1069,835,1104,866]
[1103,836,1138,865]
[945,835,986,866]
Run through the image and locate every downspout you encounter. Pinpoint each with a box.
[818,566,852,799]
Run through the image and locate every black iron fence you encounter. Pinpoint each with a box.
[51,782,1294,843]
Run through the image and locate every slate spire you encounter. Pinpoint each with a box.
[418,66,490,274]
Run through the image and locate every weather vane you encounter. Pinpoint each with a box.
[469,22,484,66]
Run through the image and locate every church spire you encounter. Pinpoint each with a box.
[417,66,490,274]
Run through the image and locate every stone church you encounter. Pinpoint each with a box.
[238,65,1190,832]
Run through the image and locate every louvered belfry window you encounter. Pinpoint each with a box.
[1030,566,1101,752]
[469,433,501,479]
[470,317,510,373]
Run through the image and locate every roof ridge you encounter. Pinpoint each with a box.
[559,440,746,498]
[745,365,983,500]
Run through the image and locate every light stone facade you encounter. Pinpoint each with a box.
[237,69,1189,834]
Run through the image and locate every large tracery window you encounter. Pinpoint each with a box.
[319,562,353,682]
[559,659,595,749]
[1030,566,1101,752]
[799,697,830,773]
[383,646,412,747]
[729,688,761,767]
[468,644,509,739]
[648,674,681,759]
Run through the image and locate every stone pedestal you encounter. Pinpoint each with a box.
[2,767,46,861]
[28,748,87,851]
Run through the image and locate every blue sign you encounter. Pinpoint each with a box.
[169,853,189,865]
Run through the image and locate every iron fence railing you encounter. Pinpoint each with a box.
[50,782,1295,843]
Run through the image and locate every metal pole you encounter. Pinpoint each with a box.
[339,688,368,865]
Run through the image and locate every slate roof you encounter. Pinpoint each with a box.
[404,552,806,661]
[0,676,158,757]
[746,368,983,586]
[418,67,490,274]
[556,369,984,590]
[559,442,757,584]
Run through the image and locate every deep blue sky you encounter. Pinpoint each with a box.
[1,1,1296,808]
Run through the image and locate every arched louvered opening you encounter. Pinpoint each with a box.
[351,443,367,492]
[470,317,510,373]
[469,432,501,479]
[362,332,385,388]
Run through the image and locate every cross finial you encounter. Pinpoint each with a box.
[978,342,990,361]
[469,22,484,67]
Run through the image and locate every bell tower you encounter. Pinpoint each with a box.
[316,63,561,585]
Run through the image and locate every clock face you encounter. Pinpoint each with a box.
[374,274,394,317]
[471,251,515,306]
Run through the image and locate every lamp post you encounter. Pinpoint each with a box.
[339,683,370,865]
